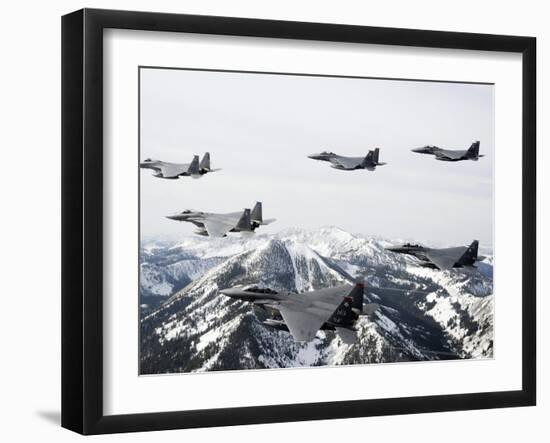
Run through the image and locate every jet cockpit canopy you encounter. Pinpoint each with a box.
[244,286,278,294]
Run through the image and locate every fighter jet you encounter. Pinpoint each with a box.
[165,202,275,238]
[220,282,379,343]
[386,240,485,270]
[140,152,220,179]
[411,141,483,162]
[308,148,386,171]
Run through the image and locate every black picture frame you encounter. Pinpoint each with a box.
[61,8,536,435]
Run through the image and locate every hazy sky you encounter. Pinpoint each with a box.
[140,68,494,247]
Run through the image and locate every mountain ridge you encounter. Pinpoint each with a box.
[140,227,493,374]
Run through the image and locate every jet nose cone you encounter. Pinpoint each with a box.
[219,287,238,297]
[165,214,180,221]
[411,148,423,153]
[308,153,324,159]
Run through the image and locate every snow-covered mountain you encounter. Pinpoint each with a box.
[140,227,493,374]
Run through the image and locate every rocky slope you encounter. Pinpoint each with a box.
[140,228,493,374]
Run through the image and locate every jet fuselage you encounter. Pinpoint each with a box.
[140,159,201,178]
[219,283,374,343]
[219,286,289,303]
[308,149,386,171]
[386,241,482,270]
[411,141,483,162]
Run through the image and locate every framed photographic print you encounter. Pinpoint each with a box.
[61,8,536,434]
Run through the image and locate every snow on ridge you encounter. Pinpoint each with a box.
[140,264,174,296]
[145,228,493,258]
[282,239,344,291]
[169,234,270,259]
[141,225,494,372]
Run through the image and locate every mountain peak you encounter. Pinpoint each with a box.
[276,225,356,240]
[140,224,494,374]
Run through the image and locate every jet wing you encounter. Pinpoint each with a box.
[328,156,362,169]
[278,285,352,342]
[424,246,468,270]
[202,212,243,238]
[434,149,466,161]
[278,309,326,342]
[157,163,189,178]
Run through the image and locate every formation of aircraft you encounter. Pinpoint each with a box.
[141,145,486,246]
[165,202,275,238]
[220,282,380,343]
[308,148,386,171]
[141,140,483,181]
[140,152,220,179]
[142,140,489,350]
[412,141,483,162]
[386,240,485,270]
